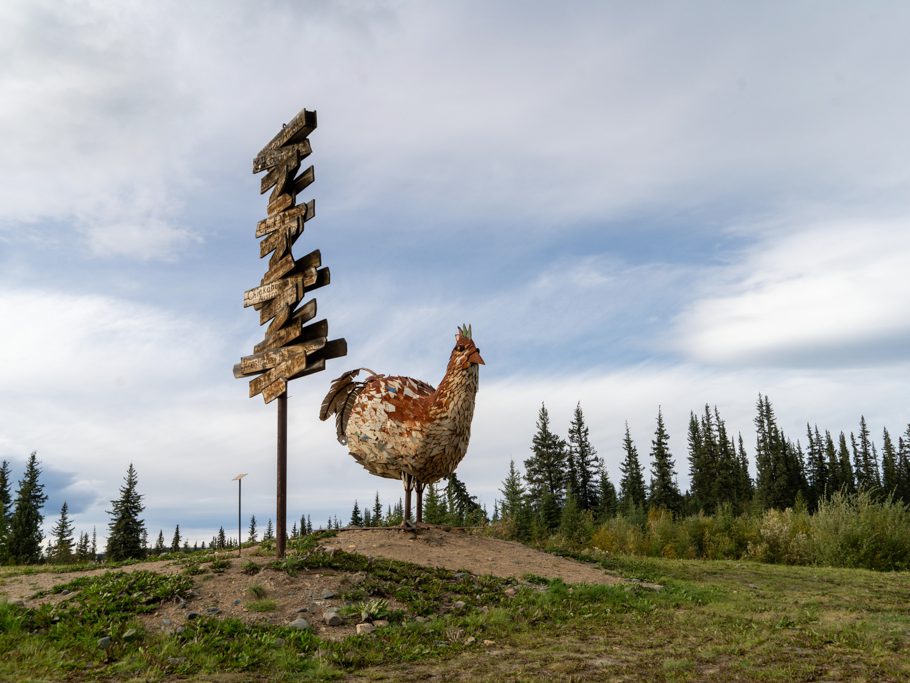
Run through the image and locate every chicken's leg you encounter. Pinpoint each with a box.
[415,481,426,525]
[401,472,415,529]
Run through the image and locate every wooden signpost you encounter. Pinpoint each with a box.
[234,107,347,557]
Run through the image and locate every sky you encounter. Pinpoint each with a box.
[2,1,909,547]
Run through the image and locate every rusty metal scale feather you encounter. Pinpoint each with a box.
[320,324,484,526]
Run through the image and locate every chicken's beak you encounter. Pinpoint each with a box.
[468,349,485,365]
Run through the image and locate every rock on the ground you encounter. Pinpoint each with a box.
[503,587,517,598]
[452,600,467,611]
[373,619,389,628]
[356,622,375,634]
[321,590,336,599]
[289,618,311,630]
[323,611,344,626]
[98,636,112,650]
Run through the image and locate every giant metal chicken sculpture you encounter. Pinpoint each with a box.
[319,325,484,527]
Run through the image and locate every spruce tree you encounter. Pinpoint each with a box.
[154,530,165,554]
[524,403,568,516]
[619,423,647,512]
[445,474,486,526]
[897,426,910,504]
[648,408,681,514]
[49,501,74,563]
[881,428,898,496]
[106,463,146,561]
[852,417,880,491]
[687,411,710,512]
[805,424,828,511]
[499,459,530,539]
[567,403,599,510]
[217,526,227,548]
[306,515,313,534]
[423,483,447,524]
[170,525,181,552]
[248,515,258,543]
[0,460,11,563]
[350,500,363,526]
[373,492,383,527]
[596,459,618,521]
[8,452,47,564]
[837,432,856,494]
[75,531,91,562]
[263,519,273,541]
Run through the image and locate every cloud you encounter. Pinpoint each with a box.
[673,218,910,366]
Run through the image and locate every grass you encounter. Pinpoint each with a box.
[0,548,907,681]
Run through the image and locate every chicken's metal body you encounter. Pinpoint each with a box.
[320,326,483,524]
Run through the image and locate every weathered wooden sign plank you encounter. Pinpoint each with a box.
[256,301,319,352]
[255,200,314,238]
[248,348,312,398]
[260,159,298,195]
[260,253,296,285]
[290,165,315,197]
[256,108,317,159]
[233,345,308,379]
[253,140,312,174]
[267,192,294,216]
[261,378,288,404]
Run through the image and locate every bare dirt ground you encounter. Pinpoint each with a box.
[321,527,623,585]
[0,527,623,641]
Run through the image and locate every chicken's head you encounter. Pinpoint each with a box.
[454,324,485,367]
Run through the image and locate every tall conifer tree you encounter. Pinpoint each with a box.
[8,452,47,564]
[524,403,568,527]
[619,423,647,512]
[648,408,681,514]
[596,459,618,520]
[49,501,74,563]
[0,460,12,562]
[879,428,897,496]
[567,403,599,510]
[106,463,146,561]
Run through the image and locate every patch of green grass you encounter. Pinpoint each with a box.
[248,583,268,599]
[247,598,278,612]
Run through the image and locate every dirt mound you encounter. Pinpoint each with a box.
[0,528,622,639]
[321,527,623,585]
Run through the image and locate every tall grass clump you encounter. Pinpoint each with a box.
[577,493,910,571]
[811,491,910,571]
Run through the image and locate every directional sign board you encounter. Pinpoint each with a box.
[235,108,347,403]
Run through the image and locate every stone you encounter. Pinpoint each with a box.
[186,612,200,620]
[289,618,311,630]
[167,656,186,666]
[98,636,112,650]
[323,611,344,626]
[206,607,222,615]
[321,590,336,599]
[503,587,517,598]
[452,600,467,611]
[296,607,309,613]
[373,619,389,628]
[415,616,428,623]
[233,599,242,605]
[162,618,172,626]
[356,622,375,635]
[483,639,496,646]
[465,636,476,645]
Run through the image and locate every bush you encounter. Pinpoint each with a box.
[811,491,910,571]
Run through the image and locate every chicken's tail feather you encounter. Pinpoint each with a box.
[319,368,378,444]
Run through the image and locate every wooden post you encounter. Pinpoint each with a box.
[277,393,288,557]
[236,107,347,559]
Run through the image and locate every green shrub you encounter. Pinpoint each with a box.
[811,491,910,571]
